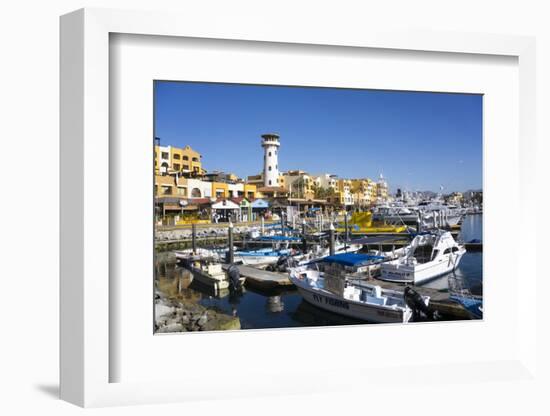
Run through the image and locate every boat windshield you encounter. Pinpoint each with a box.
[411,244,435,263]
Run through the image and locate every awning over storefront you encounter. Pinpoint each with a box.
[211,200,240,210]
[251,199,269,209]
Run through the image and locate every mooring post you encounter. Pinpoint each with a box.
[261,216,265,236]
[329,222,335,256]
[344,211,349,248]
[228,221,234,264]
[192,223,197,254]
[302,219,307,253]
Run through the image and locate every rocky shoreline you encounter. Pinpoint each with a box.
[154,263,241,333]
[155,295,241,333]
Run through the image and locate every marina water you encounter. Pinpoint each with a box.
[156,214,483,329]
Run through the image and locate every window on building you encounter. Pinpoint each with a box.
[216,190,224,197]
[173,154,180,160]
[192,157,199,162]
[269,152,271,156]
[191,188,201,198]
[173,163,180,170]
[177,187,187,196]
[269,180,272,185]
[154,185,158,194]
[247,192,254,198]
[182,165,189,170]
[193,167,199,172]
[268,166,272,171]
[162,186,172,195]
[161,152,169,159]
[183,156,189,161]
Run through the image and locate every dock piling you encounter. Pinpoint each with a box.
[261,216,265,236]
[344,212,349,246]
[228,221,234,264]
[329,222,335,256]
[191,223,197,254]
[302,219,307,253]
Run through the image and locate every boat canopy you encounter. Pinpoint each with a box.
[349,235,411,245]
[322,253,385,266]
[257,235,301,241]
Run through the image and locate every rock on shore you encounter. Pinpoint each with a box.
[154,291,241,333]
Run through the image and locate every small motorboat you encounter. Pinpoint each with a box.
[175,252,244,292]
[449,294,483,319]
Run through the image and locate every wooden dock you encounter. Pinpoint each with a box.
[222,264,293,290]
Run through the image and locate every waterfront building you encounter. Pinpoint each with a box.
[282,170,316,200]
[187,178,213,199]
[337,179,354,207]
[261,133,281,187]
[154,144,204,175]
[316,173,339,192]
[446,192,464,205]
[350,178,376,207]
[376,173,389,202]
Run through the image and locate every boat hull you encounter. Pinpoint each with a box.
[291,277,411,323]
[380,251,465,284]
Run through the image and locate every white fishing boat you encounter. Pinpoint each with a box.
[289,254,430,323]
[379,230,466,284]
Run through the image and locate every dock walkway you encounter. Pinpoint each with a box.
[222,264,292,290]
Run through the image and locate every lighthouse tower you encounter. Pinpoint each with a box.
[261,133,280,187]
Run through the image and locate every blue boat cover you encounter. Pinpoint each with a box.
[322,253,385,266]
[257,235,301,241]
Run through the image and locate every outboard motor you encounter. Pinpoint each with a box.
[226,263,242,292]
[404,286,432,321]
[266,254,290,272]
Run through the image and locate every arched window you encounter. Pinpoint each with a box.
[268,152,271,157]
[269,180,272,185]
[191,188,201,198]
[268,166,272,171]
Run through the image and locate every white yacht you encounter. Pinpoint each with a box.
[379,230,466,284]
[416,201,463,228]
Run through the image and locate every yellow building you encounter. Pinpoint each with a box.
[154,144,204,175]
[336,179,354,206]
[350,178,377,206]
[155,174,187,198]
[211,181,229,199]
[244,183,257,199]
[282,170,316,200]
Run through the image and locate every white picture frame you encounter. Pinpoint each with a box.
[60,8,539,408]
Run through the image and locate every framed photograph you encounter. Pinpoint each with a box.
[60,8,538,408]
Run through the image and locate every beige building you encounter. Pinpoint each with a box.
[154,144,205,175]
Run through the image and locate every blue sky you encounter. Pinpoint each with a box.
[154,81,482,193]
